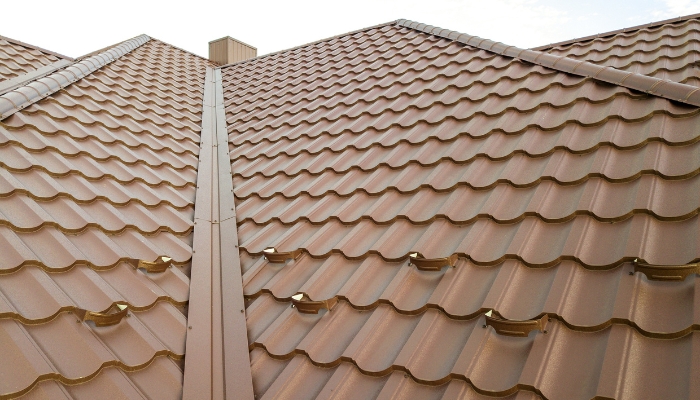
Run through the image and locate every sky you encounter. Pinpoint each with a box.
[3,0,700,59]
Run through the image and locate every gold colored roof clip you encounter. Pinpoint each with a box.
[408,252,458,271]
[484,310,548,337]
[632,259,699,281]
[290,292,338,314]
[127,256,172,273]
[75,303,129,327]
[263,247,303,263]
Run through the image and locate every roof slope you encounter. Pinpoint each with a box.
[220,20,700,399]
[535,13,700,87]
[0,35,68,83]
[0,37,209,398]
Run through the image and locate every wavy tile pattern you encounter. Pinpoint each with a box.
[538,16,700,86]
[221,22,700,399]
[0,37,60,82]
[0,38,210,398]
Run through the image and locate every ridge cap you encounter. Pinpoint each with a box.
[396,19,700,108]
[0,34,151,120]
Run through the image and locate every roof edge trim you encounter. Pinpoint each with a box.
[0,34,151,121]
[532,12,700,51]
[397,19,700,107]
[0,34,73,60]
[217,20,398,69]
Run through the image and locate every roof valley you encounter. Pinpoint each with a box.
[183,66,254,400]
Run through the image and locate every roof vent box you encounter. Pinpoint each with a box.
[208,36,257,65]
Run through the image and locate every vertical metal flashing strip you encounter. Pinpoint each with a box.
[214,68,254,398]
[183,67,254,400]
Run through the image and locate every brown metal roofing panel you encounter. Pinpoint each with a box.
[0,37,209,398]
[536,15,700,87]
[0,36,63,83]
[220,21,700,399]
[183,67,253,399]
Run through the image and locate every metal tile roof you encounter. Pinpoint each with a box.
[0,36,210,398]
[535,14,700,87]
[220,21,700,399]
[0,35,68,83]
[2,12,700,400]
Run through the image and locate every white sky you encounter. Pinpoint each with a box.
[3,0,700,59]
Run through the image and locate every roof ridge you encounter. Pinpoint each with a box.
[0,34,73,61]
[396,19,700,108]
[0,34,151,121]
[218,20,399,69]
[148,37,216,65]
[532,12,700,51]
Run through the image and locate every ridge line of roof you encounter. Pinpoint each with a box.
[217,20,399,70]
[0,33,73,60]
[74,33,149,61]
[396,19,700,107]
[0,35,151,121]
[532,12,700,51]
[149,36,216,65]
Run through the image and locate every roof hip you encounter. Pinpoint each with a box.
[396,19,700,107]
[0,34,151,120]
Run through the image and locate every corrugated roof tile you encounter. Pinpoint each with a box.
[537,16,700,87]
[220,21,700,399]
[0,37,209,398]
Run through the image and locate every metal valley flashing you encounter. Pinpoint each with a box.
[183,67,253,400]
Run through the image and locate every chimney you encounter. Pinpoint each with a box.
[208,37,257,66]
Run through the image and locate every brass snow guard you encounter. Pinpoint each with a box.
[75,303,129,327]
[409,252,458,271]
[291,293,338,314]
[126,256,172,273]
[485,311,548,337]
[263,247,303,263]
[633,260,700,281]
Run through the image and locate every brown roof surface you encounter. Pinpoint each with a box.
[535,14,700,87]
[2,12,700,400]
[0,35,66,83]
[220,21,700,400]
[0,37,209,398]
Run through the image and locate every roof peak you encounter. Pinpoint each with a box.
[218,20,398,69]
[532,11,700,51]
[397,19,700,108]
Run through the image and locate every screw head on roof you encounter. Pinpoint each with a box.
[188,326,192,329]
